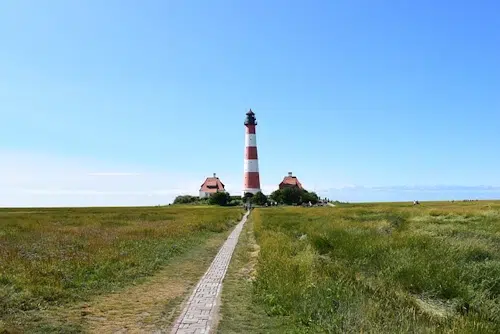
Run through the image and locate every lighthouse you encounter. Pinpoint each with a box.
[243,109,261,196]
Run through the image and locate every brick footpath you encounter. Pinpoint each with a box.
[170,211,250,334]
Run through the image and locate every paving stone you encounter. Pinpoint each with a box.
[171,211,249,334]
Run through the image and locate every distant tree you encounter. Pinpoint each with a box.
[251,191,268,206]
[173,195,199,204]
[269,188,318,205]
[243,192,254,200]
[284,187,304,205]
[269,187,299,205]
[269,189,283,204]
[209,192,231,206]
[230,199,243,206]
[302,191,319,204]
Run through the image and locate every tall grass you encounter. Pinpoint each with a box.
[0,206,243,329]
[252,202,500,333]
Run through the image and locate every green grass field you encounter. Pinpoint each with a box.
[3,202,500,333]
[219,201,500,333]
[0,206,244,332]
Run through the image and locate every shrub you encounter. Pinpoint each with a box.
[269,188,319,205]
[173,195,199,204]
[209,192,231,206]
[251,191,268,206]
[243,192,254,200]
[302,191,319,204]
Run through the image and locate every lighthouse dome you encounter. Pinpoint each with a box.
[244,109,257,125]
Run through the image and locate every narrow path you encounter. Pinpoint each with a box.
[171,211,250,334]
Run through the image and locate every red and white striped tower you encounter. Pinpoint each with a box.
[243,109,261,196]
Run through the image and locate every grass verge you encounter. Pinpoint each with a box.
[43,230,231,333]
[220,201,500,333]
[0,206,243,332]
[217,214,293,333]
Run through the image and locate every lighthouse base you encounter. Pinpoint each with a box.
[242,188,261,197]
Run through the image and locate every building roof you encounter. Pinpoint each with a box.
[200,173,225,193]
[279,172,303,189]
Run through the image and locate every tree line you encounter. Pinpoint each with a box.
[173,187,322,206]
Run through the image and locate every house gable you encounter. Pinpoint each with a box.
[279,172,303,190]
[200,173,225,194]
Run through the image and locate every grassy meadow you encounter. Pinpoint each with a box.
[0,206,243,332]
[219,201,500,333]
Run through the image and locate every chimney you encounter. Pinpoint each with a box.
[213,173,217,178]
[288,172,293,177]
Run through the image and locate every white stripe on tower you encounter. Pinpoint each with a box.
[243,188,261,194]
[245,134,257,147]
[243,109,261,196]
[243,159,259,173]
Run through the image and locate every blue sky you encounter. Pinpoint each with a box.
[1,0,500,206]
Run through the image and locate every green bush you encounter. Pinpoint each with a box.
[173,195,199,204]
[209,192,231,206]
[269,188,319,205]
[251,192,268,206]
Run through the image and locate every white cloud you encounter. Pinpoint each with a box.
[18,189,184,196]
[87,172,142,176]
[0,150,202,207]
[2,150,499,207]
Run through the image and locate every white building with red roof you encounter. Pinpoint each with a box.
[199,173,226,198]
[279,172,304,190]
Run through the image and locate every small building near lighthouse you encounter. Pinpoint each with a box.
[199,173,226,198]
[279,172,304,190]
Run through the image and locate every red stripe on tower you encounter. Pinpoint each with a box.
[245,147,258,160]
[245,172,260,189]
[243,109,261,196]
[246,125,256,134]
